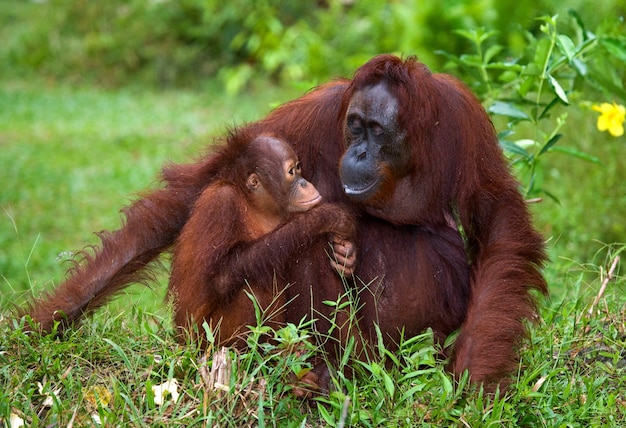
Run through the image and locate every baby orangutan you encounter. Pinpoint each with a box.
[169,131,356,345]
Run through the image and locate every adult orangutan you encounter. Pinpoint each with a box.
[23,54,547,392]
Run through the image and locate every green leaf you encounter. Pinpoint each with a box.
[486,62,523,72]
[537,15,558,32]
[539,96,563,120]
[568,10,588,39]
[579,35,599,54]
[498,128,515,139]
[500,140,532,159]
[458,54,483,67]
[601,37,626,62]
[374,323,385,359]
[383,371,396,398]
[484,45,503,63]
[341,336,354,368]
[439,371,454,395]
[541,188,561,204]
[551,146,601,163]
[454,28,497,44]
[454,29,476,41]
[489,101,530,120]
[533,38,552,74]
[498,70,518,83]
[571,58,588,76]
[538,133,563,156]
[443,329,460,349]
[103,338,131,368]
[244,289,262,324]
[556,35,576,61]
[522,62,542,77]
[548,74,569,104]
[519,74,536,98]
[401,384,427,402]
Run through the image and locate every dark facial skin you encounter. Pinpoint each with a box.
[339,82,408,203]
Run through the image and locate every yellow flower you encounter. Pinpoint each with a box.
[83,385,112,409]
[592,102,625,137]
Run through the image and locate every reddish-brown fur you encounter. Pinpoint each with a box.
[168,131,356,346]
[248,56,546,390]
[23,55,547,392]
[336,56,548,390]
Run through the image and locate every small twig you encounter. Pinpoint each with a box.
[67,405,79,428]
[201,347,232,397]
[526,197,543,204]
[337,396,351,428]
[199,353,210,387]
[588,255,620,316]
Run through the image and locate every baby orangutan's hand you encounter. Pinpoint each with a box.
[330,235,357,278]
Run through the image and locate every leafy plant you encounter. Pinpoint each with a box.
[439,14,625,199]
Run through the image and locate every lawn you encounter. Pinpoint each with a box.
[1,76,625,426]
[0,78,299,309]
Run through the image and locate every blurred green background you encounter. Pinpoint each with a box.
[1,0,624,309]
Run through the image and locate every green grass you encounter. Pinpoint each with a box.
[1,78,625,426]
[1,256,624,426]
[0,78,299,309]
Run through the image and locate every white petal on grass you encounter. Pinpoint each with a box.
[37,381,61,407]
[10,413,25,428]
[152,379,180,406]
